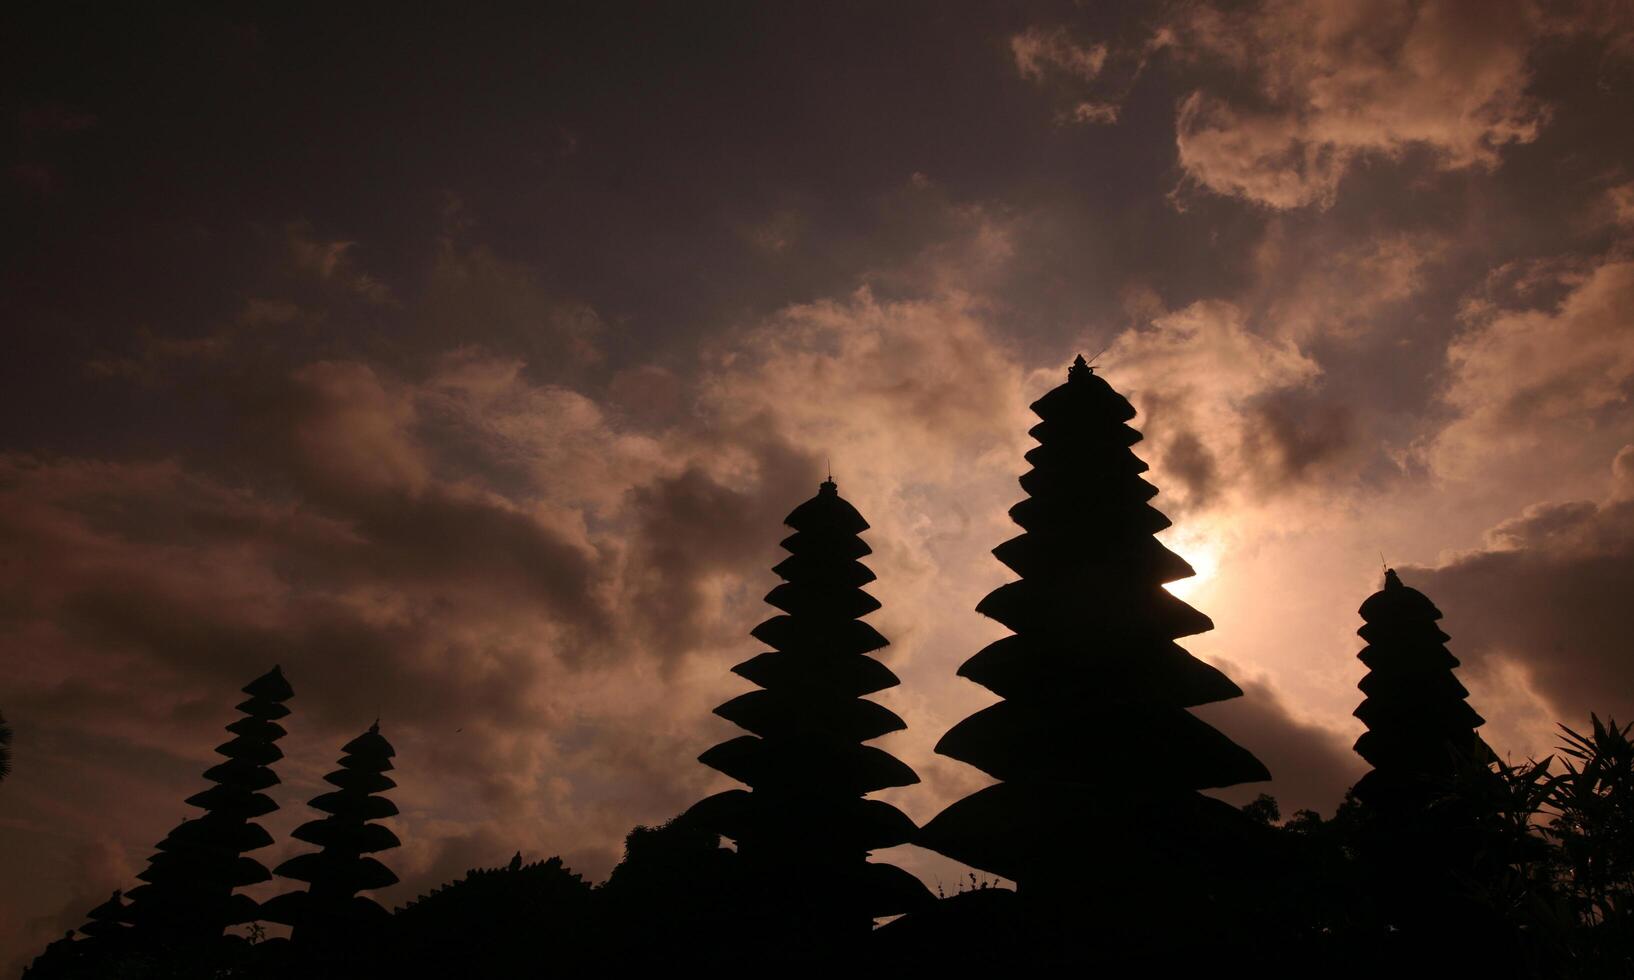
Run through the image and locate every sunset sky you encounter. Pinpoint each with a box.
[4,1,1634,970]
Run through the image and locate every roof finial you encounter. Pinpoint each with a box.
[1384,567,1401,589]
[1068,353,1092,382]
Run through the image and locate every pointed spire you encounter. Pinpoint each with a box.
[1068,352,1092,381]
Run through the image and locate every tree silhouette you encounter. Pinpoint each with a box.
[121,665,294,944]
[919,356,1270,908]
[390,854,592,976]
[1548,714,1634,970]
[685,477,930,945]
[260,722,401,947]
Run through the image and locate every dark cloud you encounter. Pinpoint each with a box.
[1407,484,1634,724]
[1196,670,1366,817]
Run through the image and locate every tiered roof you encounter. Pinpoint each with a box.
[920,356,1269,888]
[261,722,401,941]
[122,666,293,941]
[686,479,930,926]
[1351,569,1494,807]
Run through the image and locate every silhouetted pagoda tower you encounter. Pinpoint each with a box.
[685,477,930,942]
[920,356,1270,901]
[1352,568,1495,809]
[122,666,293,943]
[260,722,401,945]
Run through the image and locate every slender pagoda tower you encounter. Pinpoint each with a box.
[685,477,931,941]
[122,666,294,943]
[1352,568,1494,809]
[1350,568,1501,932]
[260,722,401,945]
[919,356,1270,899]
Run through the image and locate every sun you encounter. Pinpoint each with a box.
[1162,535,1218,601]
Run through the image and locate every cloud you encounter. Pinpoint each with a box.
[1171,0,1550,209]
[1405,450,1634,730]
[1100,300,1328,509]
[1010,27,1108,83]
[1433,254,1634,474]
[1195,668,1366,817]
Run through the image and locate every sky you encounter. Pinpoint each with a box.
[3,0,1633,970]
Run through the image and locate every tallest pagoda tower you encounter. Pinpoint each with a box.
[920,356,1269,899]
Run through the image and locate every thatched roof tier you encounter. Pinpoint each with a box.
[291,817,402,853]
[181,784,278,819]
[783,482,870,534]
[1355,691,1485,731]
[242,665,295,702]
[763,581,882,620]
[1023,442,1149,477]
[274,853,399,892]
[936,699,1270,788]
[957,635,1243,706]
[771,552,876,588]
[1007,495,1173,536]
[919,780,1267,886]
[777,530,871,562]
[1029,361,1138,422]
[685,789,918,852]
[224,716,287,741]
[699,734,919,795]
[714,688,906,742]
[749,615,889,656]
[975,578,1213,639]
[1358,669,1470,700]
[1016,467,1159,506]
[164,815,275,854]
[1358,642,1460,673]
[307,789,400,821]
[200,757,281,792]
[731,649,900,698]
[323,767,397,794]
[991,532,1195,583]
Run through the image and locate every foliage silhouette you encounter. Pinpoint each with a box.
[918,356,1271,926]
[684,477,931,950]
[1547,715,1634,973]
[386,853,592,978]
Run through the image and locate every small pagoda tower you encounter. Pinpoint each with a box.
[122,666,293,943]
[920,356,1270,899]
[1352,568,1495,807]
[260,722,402,945]
[685,477,930,941]
[78,890,130,942]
